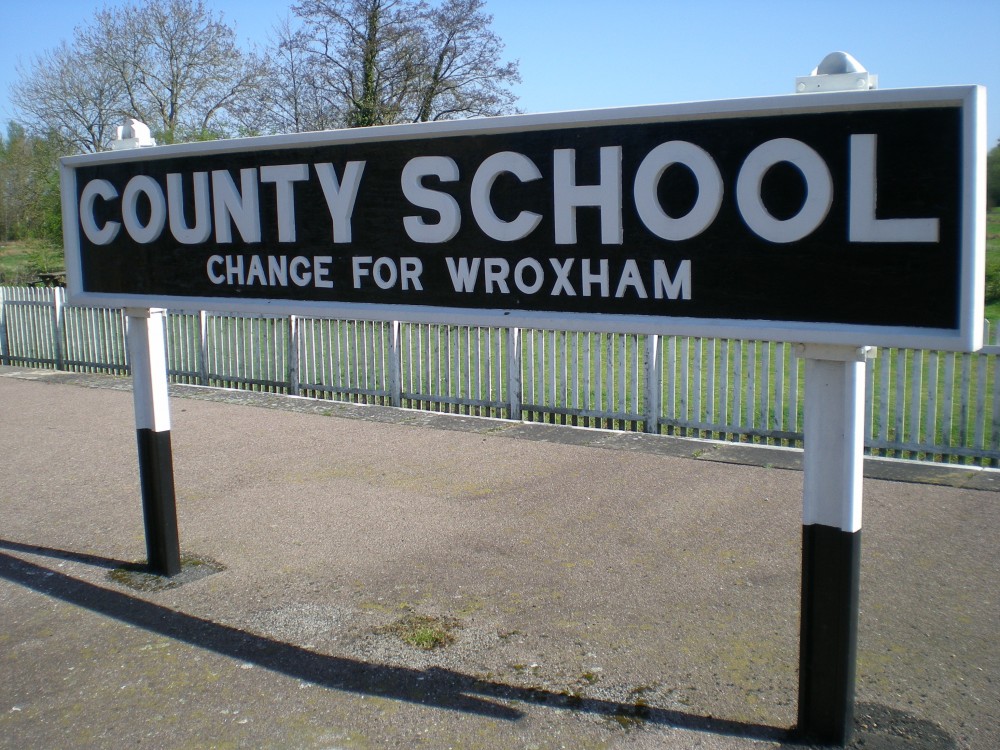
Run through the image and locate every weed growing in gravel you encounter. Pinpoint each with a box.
[378,614,461,649]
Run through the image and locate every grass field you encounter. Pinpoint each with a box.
[0,239,64,285]
[985,207,1000,325]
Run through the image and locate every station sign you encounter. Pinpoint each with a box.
[61,86,985,350]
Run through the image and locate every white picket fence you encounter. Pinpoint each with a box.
[3,285,1000,466]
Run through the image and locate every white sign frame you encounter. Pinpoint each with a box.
[61,85,986,351]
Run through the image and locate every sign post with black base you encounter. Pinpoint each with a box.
[796,343,872,744]
[125,306,181,577]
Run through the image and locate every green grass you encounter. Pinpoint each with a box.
[985,207,1000,326]
[377,613,461,650]
[0,239,64,284]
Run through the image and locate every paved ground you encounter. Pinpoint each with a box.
[0,366,997,749]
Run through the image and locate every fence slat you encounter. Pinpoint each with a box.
[3,285,999,466]
[0,287,8,365]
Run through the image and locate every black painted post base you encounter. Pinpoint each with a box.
[797,523,862,746]
[136,428,181,577]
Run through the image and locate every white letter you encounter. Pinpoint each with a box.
[402,156,461,243]
[634,141,723,241]
[373,257,398,289]
[471,151,543,241]
[736,138,832,244]
[260,163,309,242]
[352,256,372,288]
[553,147,622,244]
[514,258,544,294]
[207,255,225,284]
[247,255,267,285]
[653,259,691,300]
[400,257,423,290]
[167,172,211,244]
[213,168,261,243]
[315,161,366,243]
[122,175,166,244]
[580,258,609,297]
[484,258,510,293]
[615,259,648,299]
[849,134,939,243]
[290,256,312,286]
[445,257,481,292]
[549,258,576,296]
[225,255,245,285]
[80,179,120,245]
[268,256,288,286]
[314,256,334,288]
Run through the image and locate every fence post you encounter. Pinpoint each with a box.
[197,309,208,385]
[388,320,402,407]
[507,326,522,420]
[52,287,65,370]
[0,286,9,366]
[644,334,662,434]
[287,314,300,396]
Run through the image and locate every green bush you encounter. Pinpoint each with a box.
[989,142,1000,209]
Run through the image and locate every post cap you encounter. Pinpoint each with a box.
[795,52,877,93]
[110,118,157,150]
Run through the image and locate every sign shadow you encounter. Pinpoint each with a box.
[0,544,790,743]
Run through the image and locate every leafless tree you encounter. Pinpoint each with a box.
[414,0,519,122]
[10,0,519,148]
[78,0,269,142]
[11,0,268,150]
[291,0,421,128]
[288,0,519,128]
[11,41,126,153]
[259,16,346,134]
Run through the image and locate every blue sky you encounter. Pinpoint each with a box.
[1,0,998,147]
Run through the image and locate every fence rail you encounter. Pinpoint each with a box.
[3,285,999,467]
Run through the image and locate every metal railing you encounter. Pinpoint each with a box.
[3,285,999,466]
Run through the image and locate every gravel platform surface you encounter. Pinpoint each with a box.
[1,368,996,749]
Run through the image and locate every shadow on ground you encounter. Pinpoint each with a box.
[0,543,958,749]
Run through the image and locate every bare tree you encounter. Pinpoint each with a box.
[10,0,519,150]
[288,0,518,128]
[259,16,345,134]
[78,0,269,143]
[11,0,268,150]
[414,0,519,122]
[11,41,126,153]
[291,0,422,128]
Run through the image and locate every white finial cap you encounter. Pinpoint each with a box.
[795,52,877,93]
[110,118,157,150]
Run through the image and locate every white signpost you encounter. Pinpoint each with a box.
[60,70,985,746]
[124,306,180,576]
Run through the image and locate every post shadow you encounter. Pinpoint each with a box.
[0,539,135,569]
[0,545,789,743]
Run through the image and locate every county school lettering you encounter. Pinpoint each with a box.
[69,102,965,331]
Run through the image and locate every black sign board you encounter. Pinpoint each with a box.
[61,86,984,350]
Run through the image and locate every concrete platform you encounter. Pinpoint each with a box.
[1,367,997,749]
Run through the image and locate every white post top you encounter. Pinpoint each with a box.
[125,307,168,318]
[110,118,157,150]
[795,343,877,362]
[795,51,878,93]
